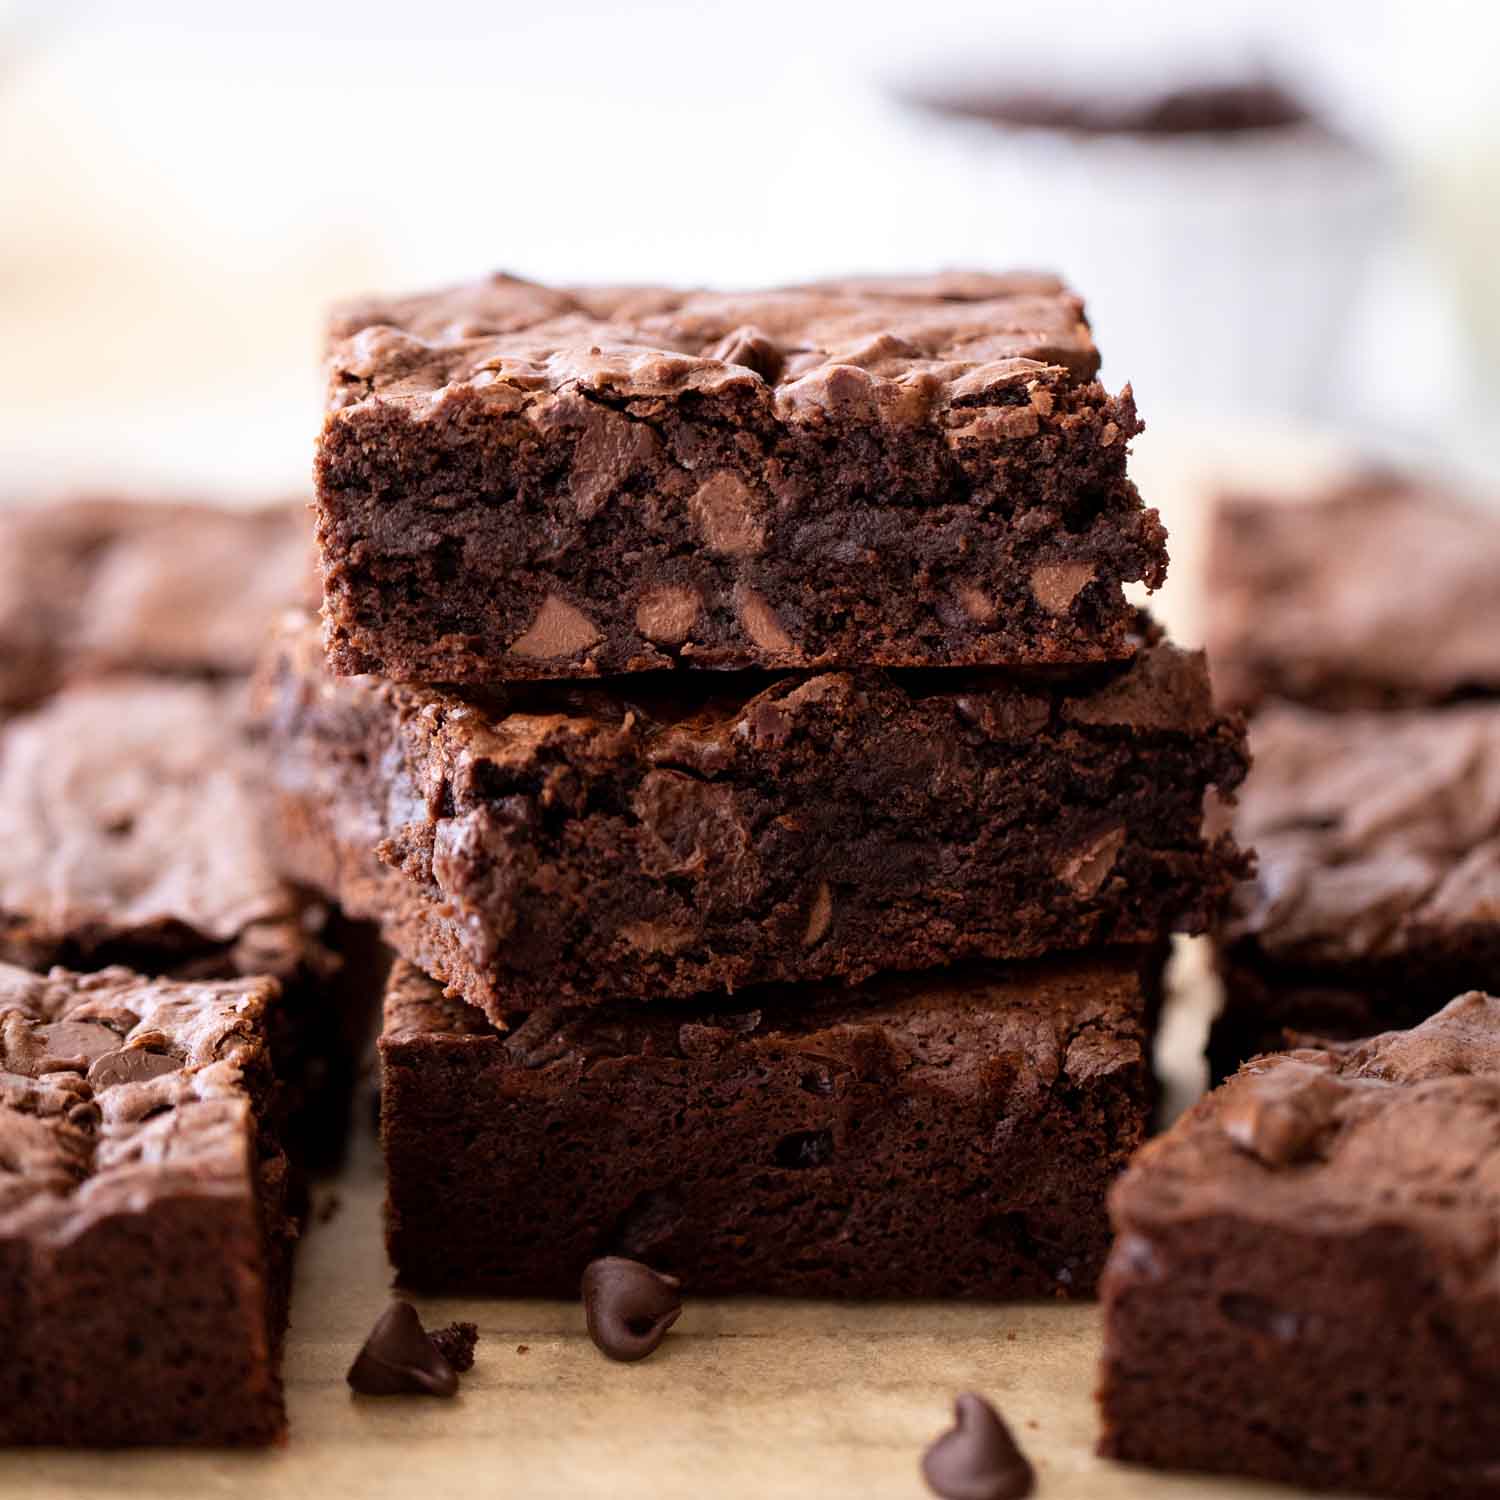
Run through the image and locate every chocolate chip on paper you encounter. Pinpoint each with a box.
[347,1300,474,1397]
[581,1256,683,1362]
[921,1392,1036,1500]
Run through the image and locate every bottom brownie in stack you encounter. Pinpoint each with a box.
[381,951,1156,1298]
[0,963,295,1445]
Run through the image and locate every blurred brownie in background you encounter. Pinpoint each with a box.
[1211,700,1500,1078]
[381,951,1155,1299]
[1205,477,1500,712]
[0,676,369,1162]
[0,497,314,713]
[316,271,1164,682]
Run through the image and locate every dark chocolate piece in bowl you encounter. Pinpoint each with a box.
[256,610,1247,1022]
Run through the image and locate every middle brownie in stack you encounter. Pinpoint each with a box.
[257,270,1249,1298]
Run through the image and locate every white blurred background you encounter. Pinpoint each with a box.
[2,0,1498,518]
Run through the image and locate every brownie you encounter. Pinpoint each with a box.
[1211,700,1500,1078]
[253,611,1247,1023]
[0,497,314,714]
[381,951,1154,1298]
[0,962,295,1444]
[316,271,1165,681]
[1098,991,1500,1496]
[1204,477,1500,712]
[0,676,368,1159]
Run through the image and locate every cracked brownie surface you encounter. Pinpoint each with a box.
[255,610,1247,1022]
[0,962,293,1444]
[1211,699,1500,1077]
[1099,991,1500,1496]
[381,950,1153,1297]
[0,497,312,714]
[317,271,1164,681]
[1204,477,1500,712]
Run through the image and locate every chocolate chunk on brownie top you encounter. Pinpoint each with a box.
[255,611,1247,1022]
[1204,477,1500,711]
[317,271,1163,681]
[1212,699,1500,1076]
[1098,991,1500,1496]
[0,498,313,714]
[0,962,294,1444]
[381,951,1154,1298]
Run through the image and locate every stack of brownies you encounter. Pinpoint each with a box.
[254,270,1249,1299]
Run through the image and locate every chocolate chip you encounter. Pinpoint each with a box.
[87,1048,179,1089]
[347,1300,459,1397]
[508,593,601,659]
[1220,1060,1345,1167]
[921,1393,1035,1500]
[707,324,784,384]
[429,1321,480,1373]
[581,1256,683,1362]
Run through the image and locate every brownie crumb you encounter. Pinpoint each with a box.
[315,1190,343,1224]
[429,1322,480,1374]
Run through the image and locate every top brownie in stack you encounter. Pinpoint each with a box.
[316,271,1164,680]
[1204,476,1500,712]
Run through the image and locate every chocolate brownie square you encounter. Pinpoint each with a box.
[0,962,294,1444]
[0,497,314,714]
[316,271,1165,681]
[1204,476,1500,712]
[1211,700,1500,1078]
[1098,991,1500,1496]
[382,951,1154,1298]
[0,676,369,1159]
[254,611,1247,1024]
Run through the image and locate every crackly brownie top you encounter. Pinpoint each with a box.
[1114,992,1500,1269]
[0,498,313,698]
[1227,701,1500,964]
[1205,478,1500,709]
[324,270,1107,424]
[0,962,275,1241]
[383,953,1146,1096]
[0,677,309,968]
